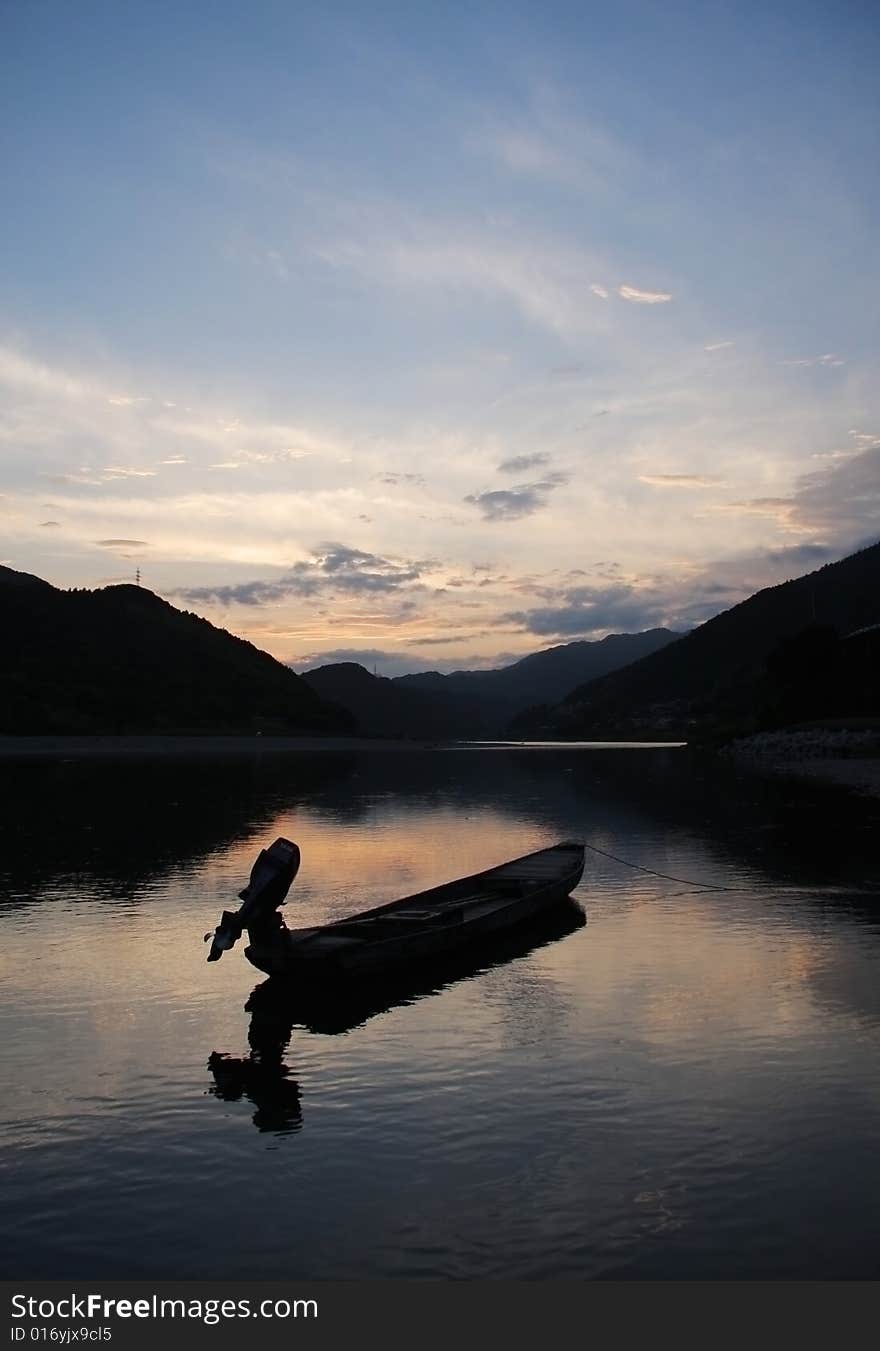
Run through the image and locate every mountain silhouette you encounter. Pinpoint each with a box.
[302,630,679,738]
[301,661,474,739]
[515,541,880,738]
[0,569,355,735]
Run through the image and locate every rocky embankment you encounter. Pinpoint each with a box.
[720,727,880,797]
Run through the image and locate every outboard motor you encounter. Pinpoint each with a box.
[205,838,301,961]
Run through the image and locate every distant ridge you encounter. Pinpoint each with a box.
[303,630,680,738]
[397,630,679,706]
[0,569,354,735]
[301,662,474,739]
[516,541,880,738]
[0,563,52,589]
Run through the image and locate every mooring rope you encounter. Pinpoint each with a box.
[581,841,876,899]
[582,840,740,892]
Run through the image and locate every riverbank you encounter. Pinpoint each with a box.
[0,734,688,758]
[4,732,879,797]
[0,734,437,757]
[720,727,880,798]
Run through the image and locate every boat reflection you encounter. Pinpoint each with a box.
[207,1038,303,1135]
[207,897,586,1132]
[251,894,586,1034]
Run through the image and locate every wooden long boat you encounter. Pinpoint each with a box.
[205,837,585,981]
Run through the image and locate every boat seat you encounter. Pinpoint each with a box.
[361,906,466,926]
[327,914,430,934]
[374,908,463,924]
[303,933,366,951]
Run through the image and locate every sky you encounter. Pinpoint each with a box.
[2,0,878,675]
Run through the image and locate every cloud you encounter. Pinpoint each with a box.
[292,644,512,677]
[0,345,92,400]
[469,100,643,201]
[216,134,677,343]
[497,453,550,474]
[639,474,723,488]
[705,341,734,352]
[39,520,60,527]
[478,128,577,184]
[2,312,875,669]
[789,445,880,541]
[673,544,848,626]
[377,472,426,487]
[465,473,567,522]
[312,210,619,339]
[505,583,666,637]
[502,536,852,640]
[416,635,471,646]
[263,249,289,281]
[177,541,436,606]
[709,497,806,529]
[295,647,412,674]
[96,539,151,548]
[755,543,836,568]
[42,472,106,487]
[782,353,845,368]
[618,284,673,305]
[698,445,879,545]
[0,342,342,502]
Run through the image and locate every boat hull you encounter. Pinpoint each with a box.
[244,842,585,980]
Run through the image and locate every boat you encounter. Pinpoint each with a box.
[204,837,586,980]
[252,896,586,1034]
[206,898,586,1132]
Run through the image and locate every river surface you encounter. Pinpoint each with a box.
[1,745,878,1279]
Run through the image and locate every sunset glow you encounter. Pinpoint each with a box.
[3,2,878,673]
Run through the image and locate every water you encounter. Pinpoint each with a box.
[1,745,878,1279]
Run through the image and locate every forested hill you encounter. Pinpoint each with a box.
[0,568,354,735]
[395,629,678,711]
[513,541,880,738]
[303,629,679,738]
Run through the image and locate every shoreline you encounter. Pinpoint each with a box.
[720,727,880,799]
[729,754,880,799]
[0,734,685,758]
[3,734,878,797]
[769,757,880,797]
[0,734,443,757]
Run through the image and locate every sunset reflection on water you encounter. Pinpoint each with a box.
[1,746,878,1279]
